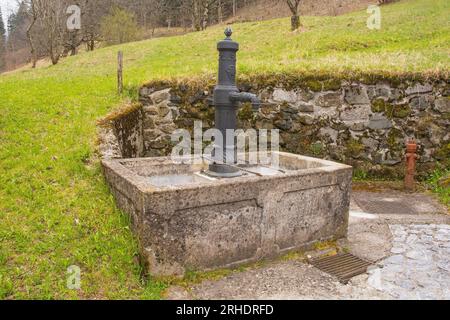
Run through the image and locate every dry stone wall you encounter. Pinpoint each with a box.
[99,77,450,179]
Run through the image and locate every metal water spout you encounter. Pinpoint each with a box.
[207,27,261,178]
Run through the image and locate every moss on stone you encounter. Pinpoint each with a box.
[304,80,323,92]
[346,139,365,158]
[322,79,342,91]
[434,143,450,161]
[371,99,411,119]
[371,98,387,113]
[97,102,142,127]
[310,142,324,157]
[387,128,404,152]
[392,104,411,118]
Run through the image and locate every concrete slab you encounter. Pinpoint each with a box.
[353,191,446,215]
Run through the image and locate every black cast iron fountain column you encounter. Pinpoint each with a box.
[207,27,261,178]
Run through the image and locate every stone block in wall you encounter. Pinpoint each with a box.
[361,137,379,151]
[428,124,447,147]
[367,114,392,130]
[314,106,339,119]
[409,95,434,111]
[157,101,171,117]
[272,88,297,104]
[434,97,450,113]
[143,129,160,141]
[315,92,342,108]
[139,87,155,103]
[340,105,371,122]
[344,85,370,105]
[255,119,275,130]
[143,105,158,115]
[298,89,314,102]
[319,127,338,144]
[298,115,315,125]
[346,121,367,132]
[298,102,314,113]
[150,88,171,104]
[98,126,122,159]
[143,116,155,129]
[405,83,433,96]
[159,123,177,134]
[367,84,391,100]
[148,136,171,150]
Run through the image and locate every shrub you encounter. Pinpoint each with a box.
[100,7,139,46]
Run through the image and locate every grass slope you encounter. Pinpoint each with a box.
[0,0,449,299]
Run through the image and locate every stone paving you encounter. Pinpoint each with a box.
[367,224,450,299]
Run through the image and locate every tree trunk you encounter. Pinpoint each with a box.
[291,15,300,31]
[218,0,222,24]
[26,8,37,68]
[70,31,78,56]
[202,6,209,30]
[87,39,95,51]
[50,50,59,65]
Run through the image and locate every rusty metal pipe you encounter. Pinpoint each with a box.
[405,139,418,191]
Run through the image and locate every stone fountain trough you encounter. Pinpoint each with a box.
[102,152,352,276]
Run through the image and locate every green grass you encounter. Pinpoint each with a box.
[425,169,450,207]
[0,0,449,299]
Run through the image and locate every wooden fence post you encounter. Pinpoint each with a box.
[118,51,123,95]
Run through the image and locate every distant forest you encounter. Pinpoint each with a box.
[0,0,258,72]
[0,0,392,73]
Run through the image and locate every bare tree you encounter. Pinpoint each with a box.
[79,0,107,51]
[285,0,301,31]
[29,0,66,65]
[25,0,37,67]
[0,6,6,71]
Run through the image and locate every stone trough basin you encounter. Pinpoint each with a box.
[102,152,352,276]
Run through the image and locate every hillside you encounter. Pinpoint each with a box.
[0,0,449,299]
[232,0,377,22]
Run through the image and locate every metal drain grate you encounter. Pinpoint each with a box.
[310,253,373,284]
[354,198,413,215]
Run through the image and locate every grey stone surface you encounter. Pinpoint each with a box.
[297,102,315,113]
[367,224,450,300]
[340,105,371,122]
[272,88,297,104]
[98,81,450,178]
[405,83,433,96]
[367,84,392,100]
[186,260,390,300]
[353,191,447,215]
[315,92,342,108]
[367,114,392,130]
[409,95,434,111]
[102,153,352,276]
[164,190,450,300]
[97,126,122,159]
[361,137,379,150]
[344,86,370,105]
[434,97,450,113]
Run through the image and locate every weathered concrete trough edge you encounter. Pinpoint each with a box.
[102,152,353,276]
